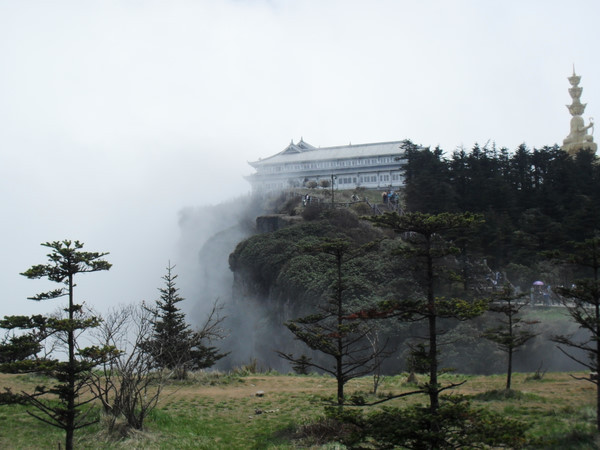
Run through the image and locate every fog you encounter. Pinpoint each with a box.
[2,0,600,331]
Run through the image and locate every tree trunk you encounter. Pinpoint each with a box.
[426,240,439,415]
[336,354,344,406]
[507,310,513,390]
[597,350,600,432]
[65,428,74,450]
[428,312,438,413]
[336,252,344,407]
[594,265,600,432]
[337,369,344,406]
[507,347,513,390]
[66,273,75,450]
[426,240,441,448]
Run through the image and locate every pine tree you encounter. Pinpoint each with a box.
[402,143,456,213]
[482,284,538,390]
[277,239,390,406]
[144,263,226,379]
[551,237,600,432]
[0,240,115,450]
[367,212,487,415]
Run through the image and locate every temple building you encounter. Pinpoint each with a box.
[246,138,407,193]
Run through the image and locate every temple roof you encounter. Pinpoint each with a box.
[249,139,406,167]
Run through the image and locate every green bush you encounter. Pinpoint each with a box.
[328,396,529,449]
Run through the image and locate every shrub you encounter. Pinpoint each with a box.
[351,202,372,215]
[301,205,322,221]
[329,396,529,449]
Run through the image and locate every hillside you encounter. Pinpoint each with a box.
[224,199,582,375]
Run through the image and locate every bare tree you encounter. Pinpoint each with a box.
[366,328,384,395]
[89,295,228,433]
[89,303,163,432]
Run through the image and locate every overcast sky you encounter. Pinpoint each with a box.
[2,0,599,317]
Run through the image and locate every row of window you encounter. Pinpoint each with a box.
[338,175,381,185]
[259,171,402,191]
[339,173,400,184]
[264,156,400,173]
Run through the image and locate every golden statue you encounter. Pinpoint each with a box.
[562,67,597,156]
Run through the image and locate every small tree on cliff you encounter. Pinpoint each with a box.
[277,238,390,406]
[482,284,538,390]
[0,240,115,450]
[143,263,227,379]
[551,237,600,432]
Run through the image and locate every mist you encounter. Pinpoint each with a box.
[174,194,296,371]
[2,1,600,370]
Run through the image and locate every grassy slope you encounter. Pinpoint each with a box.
[0,370,599,449]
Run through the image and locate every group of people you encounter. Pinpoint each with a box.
[382,190,399,205]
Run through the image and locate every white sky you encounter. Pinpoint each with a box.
[1,0,599,317]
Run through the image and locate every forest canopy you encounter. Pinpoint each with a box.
[401,142,600,286]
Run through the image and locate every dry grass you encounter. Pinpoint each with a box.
[0,370,598,448]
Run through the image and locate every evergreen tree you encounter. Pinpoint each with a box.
[367,212,487,415]
[552,237,600,432]
[402,142,456,213]
[144,263,226,379]
[0,240,115,450]
[482,284,538,390]
[402,143,600,277]
[277,238,390,406]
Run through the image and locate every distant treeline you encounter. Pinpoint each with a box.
[401,141,600,286]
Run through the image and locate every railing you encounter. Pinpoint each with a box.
[365,198,382,215]
[280,189,404,215]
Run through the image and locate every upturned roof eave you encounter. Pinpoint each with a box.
[249,140,408,166]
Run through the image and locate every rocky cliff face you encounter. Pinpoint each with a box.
[255,214,303,233]
[226,207,398,371]
[181,194,313,370]
[225,209,580,374]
